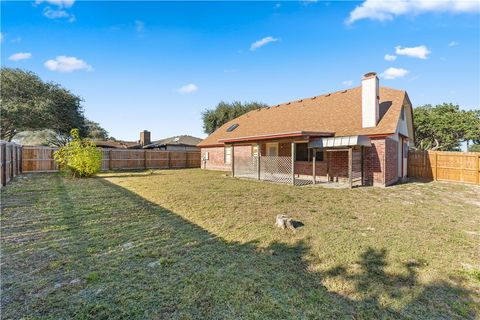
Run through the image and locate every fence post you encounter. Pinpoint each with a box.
[434,152,438,181]
[477,154,480,185]
[9,144,13,181]
[144,150,147,169]
[109,150,113,170]
[1,143,6,187]
[291,142,295,186]
[19,145,23,174]
[186,151,189,168]
[167,151,171,169]
[257,156,261,180]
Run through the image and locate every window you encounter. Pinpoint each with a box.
[400,107,405,120]
[295,143,309,161]
[295,143,324,162]
[313,150,324,162]
[251,145,259,157]
[224,146,232,164]
[226,124,239,132]
[266,143,278,156]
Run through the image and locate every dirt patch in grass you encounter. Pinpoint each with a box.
[1,170,479,319]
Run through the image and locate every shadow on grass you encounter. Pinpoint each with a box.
[1,174,477,319]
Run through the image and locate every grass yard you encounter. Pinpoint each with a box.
[1,169,479,319]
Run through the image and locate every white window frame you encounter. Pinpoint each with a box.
[265,142,278,157]
[224,146,232,164]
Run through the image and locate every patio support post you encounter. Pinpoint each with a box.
[348,147,353,189]
[231,144,235,177]
[291,142,295,186]
[257,152,261,180]
[312,148,316,185]
[361,146,364,186]
[326,151,330,183]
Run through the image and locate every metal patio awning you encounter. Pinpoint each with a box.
[308,135,371,149]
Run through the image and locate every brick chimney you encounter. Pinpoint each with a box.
[361,72,379,128]
[140,130,151,146]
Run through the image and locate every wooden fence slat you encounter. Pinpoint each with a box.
[17,146,201,173]
[408,150,480,185]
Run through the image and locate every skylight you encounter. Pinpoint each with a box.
[226,124,239,132]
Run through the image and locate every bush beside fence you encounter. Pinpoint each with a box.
[408,150,480,185]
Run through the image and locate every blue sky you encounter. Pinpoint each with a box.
[1,0,479,141]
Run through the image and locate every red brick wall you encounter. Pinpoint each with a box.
[234,145,252,158]
[294,151,348,180]
[363,138,388,186]
[201,147,230,171]
[279,143,291,156]
[385,137,399,186]
[201,145,252,171]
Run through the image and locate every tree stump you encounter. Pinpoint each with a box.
[275,215,294,230]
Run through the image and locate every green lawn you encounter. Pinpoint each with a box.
[1,169,479,319]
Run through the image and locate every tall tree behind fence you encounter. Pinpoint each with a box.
[408,150,480,185]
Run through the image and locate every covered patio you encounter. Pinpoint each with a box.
[229,134,372,188]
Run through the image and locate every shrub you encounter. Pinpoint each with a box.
[54,129,102,177]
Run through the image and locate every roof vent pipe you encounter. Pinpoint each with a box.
[361,72,379,128]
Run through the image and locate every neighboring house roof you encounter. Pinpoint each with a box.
[198,86,409,147]
[93,140,141,149]
[143,135,202,149]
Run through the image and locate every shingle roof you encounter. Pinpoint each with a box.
[93,140,141,149]
[198,86,408,147]
[144,135,202,148]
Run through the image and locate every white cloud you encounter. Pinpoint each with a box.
[381,67,409,80]
[342,80,353,86]
[250,36,279,51]
[346,0,480,24]
[35,0,75,8]
[44,56,92,73]
[135,20,145,32]
[395,45,430,59]
[43,7,75,21]
[275,3,281,8]
[384,54,397,61]
[448,40,459,47]
[8,52,32,61]
[0,32,3,43]
[177,83,198,94]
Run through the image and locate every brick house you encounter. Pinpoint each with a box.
[197,72,414,187]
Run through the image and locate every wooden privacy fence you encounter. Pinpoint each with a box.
[21,146,201,173]
[100,149,201,170]
[0,142,22,187]
[408,150,480,185]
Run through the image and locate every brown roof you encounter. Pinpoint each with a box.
[198,86,408,147]
[144,135,202,149]
[93,140,141,149]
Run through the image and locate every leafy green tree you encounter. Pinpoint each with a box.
[468,144,480,152]
[414,103,480,151]
[54,129,102,177]
[202,101,268,134]
[0,68,85,141]
[84,119,110,140]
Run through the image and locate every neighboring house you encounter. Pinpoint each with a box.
[143,135,202,151]
[93,131,202,151]
[198,72,414,187]
[93,140,142,149]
